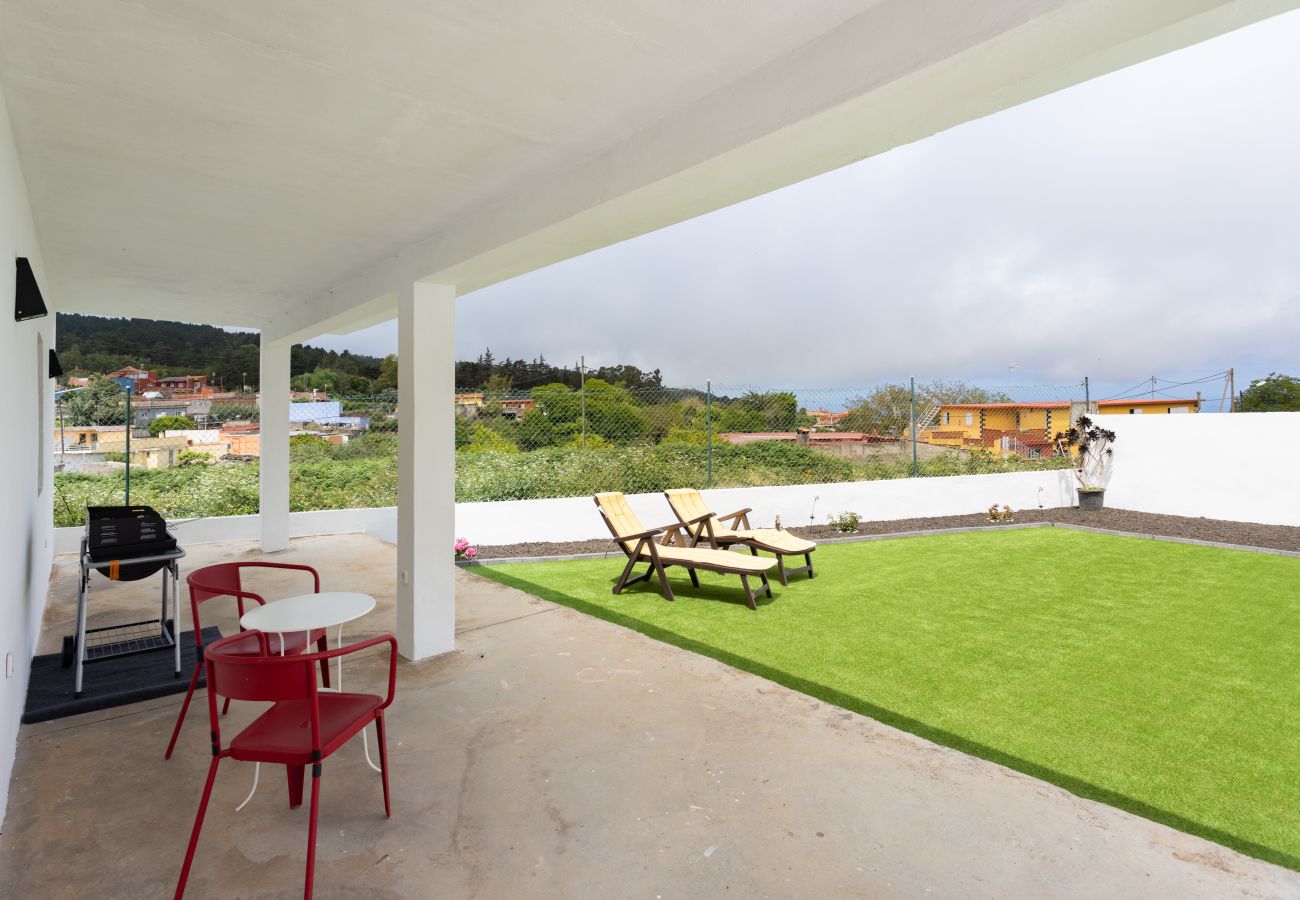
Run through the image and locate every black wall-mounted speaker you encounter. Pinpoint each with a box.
[49,348,63,378]
[15,257,48,321]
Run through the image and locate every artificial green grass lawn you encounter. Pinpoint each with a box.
[477,528,1300,868]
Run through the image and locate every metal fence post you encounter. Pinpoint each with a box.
[579,355,587,450]
[909,376,918,478]
[706,380,713,489]
[1084,376,1090,407]
[124,387,132,505]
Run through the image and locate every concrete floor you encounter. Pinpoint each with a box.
[2,533,1297,899]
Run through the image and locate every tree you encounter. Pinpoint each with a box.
[838,380,1008,435]
[1237,373,1300,412]
[738,390,803,430]
[517,409,558,450]
[483,372,513,397]
[60,377,127,426]
[376,354,399,390]
[148,414,196,436]
[837,383,914,436]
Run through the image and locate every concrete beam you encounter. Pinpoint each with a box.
[395,281,456,661]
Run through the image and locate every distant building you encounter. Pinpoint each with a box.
[455,393,485,417]
[927,398,1200,459]
[499,397,535,419]
[806,409,845,430]
[156,374,210,395]
[106,366,158,394]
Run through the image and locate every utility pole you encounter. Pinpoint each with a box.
[910,376,918,478]
[1150,376,1156,399]
[1228,368,1235,412]
[579,355,586,450]
[706,380,713,489]
[124,386,132,506]
[1007,363,1019,389]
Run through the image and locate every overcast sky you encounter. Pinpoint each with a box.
[310,10,1300,401]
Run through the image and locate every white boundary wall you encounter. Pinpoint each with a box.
[55,469,1079,552]
[51,412,1300,557]
[453,469,1078,545]
[1103,411,1300,527]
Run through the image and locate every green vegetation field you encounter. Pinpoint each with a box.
[52,434,1065,526]
[476,529,1300,868]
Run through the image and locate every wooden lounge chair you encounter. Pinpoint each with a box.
[664,488,816,586]
[593,492,776,610]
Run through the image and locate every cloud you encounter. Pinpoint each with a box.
[311,10,1300,395]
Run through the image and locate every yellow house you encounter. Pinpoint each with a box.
[1096,398,1199,415]
[925,397,1199,460]
[925,402,1071,459]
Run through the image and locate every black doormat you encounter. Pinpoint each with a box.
[22,627,221,724]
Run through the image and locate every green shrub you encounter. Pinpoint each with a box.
[148,414,196,437]
[176,450,212,467]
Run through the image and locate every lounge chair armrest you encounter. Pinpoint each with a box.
[683,512,714,526]
[718,508,752,526]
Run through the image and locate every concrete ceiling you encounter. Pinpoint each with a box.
[1,0,1296,340]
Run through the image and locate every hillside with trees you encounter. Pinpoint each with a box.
[56,314,666,394]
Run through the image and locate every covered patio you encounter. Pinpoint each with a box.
[4,1,1300,896]
[4,533,1296,898]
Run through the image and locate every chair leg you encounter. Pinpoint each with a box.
[376,712,392,817]
[687,567,700,588]
[221,696,231,717]
[806,552,815,579]
[612,554,640,595]
[775,555,789,586]
[165,662,202,760]
[650,556,675,602]
[305,765,322,900]
[316,635,331,689]
[174,755,221,900]
[286,764,305,809]
[739,575,757,611]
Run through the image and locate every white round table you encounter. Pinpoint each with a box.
[234,590,380,810]
[239,591,375,649]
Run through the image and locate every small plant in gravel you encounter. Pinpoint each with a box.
[987,504,1014,522]
[828,511,862,534]
[454,537,478,560]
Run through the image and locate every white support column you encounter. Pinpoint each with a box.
[397,281,457,660]
[259,336,292,552]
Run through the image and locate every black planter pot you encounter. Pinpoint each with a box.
[1077,488,1105,511]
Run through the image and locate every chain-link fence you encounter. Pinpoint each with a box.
[451,379,1095,502]
[51,373,1227,525]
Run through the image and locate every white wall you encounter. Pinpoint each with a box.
[51,469,1078,557]
[53,507,398,556]
[1104,411,1300,526]
[454,470,1080,545]
[0,88,54,827]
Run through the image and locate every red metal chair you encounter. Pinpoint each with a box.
[174,629,397,900]
[165,562,331,760]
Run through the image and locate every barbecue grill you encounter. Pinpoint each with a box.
[66,506,185,698]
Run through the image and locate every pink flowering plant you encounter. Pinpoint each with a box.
[454,537,478,560]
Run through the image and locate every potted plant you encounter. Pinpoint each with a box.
[1052,416,1116,510]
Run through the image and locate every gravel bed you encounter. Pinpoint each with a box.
[468,506,1300,559]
